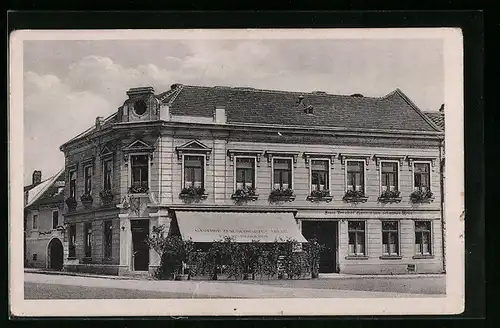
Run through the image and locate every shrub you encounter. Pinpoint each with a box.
[99,189,113,200]
[180,186,206,197]
[310,189,331,198]
[80,193,93,203]
[410,189,434,203]
[379,189,401,199]
[343,189,365,199]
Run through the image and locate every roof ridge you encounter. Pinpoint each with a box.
[393,89,442,132]
[25,168,64,208]
[166,84,184,106]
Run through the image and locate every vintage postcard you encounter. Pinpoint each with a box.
[9,28,464,316]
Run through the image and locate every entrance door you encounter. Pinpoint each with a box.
[48,238,63,270]
[131,220,150,271]
[302,221,338,273]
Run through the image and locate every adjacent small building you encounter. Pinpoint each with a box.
[24,169,66,270]
[59,84,445,276]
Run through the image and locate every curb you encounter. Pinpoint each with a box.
[24,269,143,281]
[318,274,446,280]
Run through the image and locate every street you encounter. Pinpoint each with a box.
[24,272,445,299]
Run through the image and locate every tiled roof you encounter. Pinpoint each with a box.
[25,169,65,209]
[423,111,445,131]
[166,85,441,132]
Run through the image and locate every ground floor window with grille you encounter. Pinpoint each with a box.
[104,220,113,258]
[84,222,92,258]
[382,221,399,256]
[348,221,366,256]
[68,224,76,258]
[415,221,432,255]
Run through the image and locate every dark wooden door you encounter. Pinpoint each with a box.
[48,238,63,271]
[131,220,149,271]
[302,221,338,273]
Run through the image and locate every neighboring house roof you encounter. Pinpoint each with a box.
[25,169,65,209]
[423,111,445,131]
[165,85,441,132]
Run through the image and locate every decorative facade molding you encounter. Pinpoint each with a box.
[405,155,438,171]
[264,150,300,167]
[99,145,113,159]
[122,139,155,162]
[303,152,336,167]
[175,139,212,164]
[81,156,95,167]
[227,149,263,166]
[338,153,372,167]
[372,154,406,171]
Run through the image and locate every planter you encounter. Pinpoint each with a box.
[179,193,208,200]
[269,195,296,202]
[342,196,368,203]
[306,195,333,203]
[100,196,114,205]
[231,194,259,202]
[410,197,435,204]
[81,200,93,209]
[378,197,402,204]
[65,198,77,212]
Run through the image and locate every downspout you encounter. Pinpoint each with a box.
[440,139,446,273]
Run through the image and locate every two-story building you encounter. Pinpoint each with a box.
[24,169,66,270]
[59,84,445,276]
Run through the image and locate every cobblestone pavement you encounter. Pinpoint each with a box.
[24,273,445,299]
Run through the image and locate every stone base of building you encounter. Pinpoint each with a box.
[64,263,120,276]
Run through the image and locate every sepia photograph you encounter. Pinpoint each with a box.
[9,28,464,316]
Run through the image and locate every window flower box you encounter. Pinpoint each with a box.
[80,193,93,208]
[231,186,258,201]
[99,189,114,204]
[179,186,208,200]
[410,190,434,203]
[269,188,296,202]
[378,190,402,203]
[65,197,77,212]
[129,185,149,194]
[342,190,368,203]
[306,189,333,203]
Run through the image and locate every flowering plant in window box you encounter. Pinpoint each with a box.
[307,189,333,203]
[410,189,434,203]
[129,185,149,194]
[378,190,402,203]
[99,189,114,203]
[179,186,207,199]
[80,193,93,208]
[268,188,295,202]
[342,190,368,203]
[65,197,77,211]
[231,186,258,201]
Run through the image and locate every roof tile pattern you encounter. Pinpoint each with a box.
[423,111,445,131]
[167,85,439,132]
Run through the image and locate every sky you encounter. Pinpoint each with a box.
[23,38,443,185]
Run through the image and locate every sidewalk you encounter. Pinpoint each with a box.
[24,268,445,281]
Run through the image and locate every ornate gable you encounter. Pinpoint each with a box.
[123,139,155,161]
[175,139,212,161]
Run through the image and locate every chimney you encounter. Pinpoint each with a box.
[126,86,155,99]
[439,104,444,113]
[214,106,227,124]
[32,170,42,185]
[95,116,103,129]
[159,103,171,121]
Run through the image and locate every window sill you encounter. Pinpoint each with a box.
[412,255,434,259]
[345,256,369,260]
[231,194,259,201]
[80,257,93,263]
[377,197,402,204]
[410,197,435,204]
[379,255,403,260]
[128,192,149,197]
[268,195,296,202]
[179,193,208,200]
[342,196,368,203]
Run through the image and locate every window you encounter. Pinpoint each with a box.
[32,214,38,230]
[382,221,399,256]
[68,224,76,258]
[131,155,149,190]
[235,157,255,190]
[104,220,113,258]
[415,221,432,255]
[103,159,112,190]
[84,222,92,258]
[183,155,204,188]
[84,166,92,194]
[52,210,59,229]
[348,221,366,256]
[346,161,365,193]
[381,162,398,191]
[32,254,37,261]
[311,160,329,191]
[414,163,431,192]
[69,170,76,199]
[273,158,292,189]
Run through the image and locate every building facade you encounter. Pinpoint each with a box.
[59,84,445,276]
[24,169,66,270]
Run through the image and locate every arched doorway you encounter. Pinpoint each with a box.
[47,238,63,270]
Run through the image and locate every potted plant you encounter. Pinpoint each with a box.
[231,185,258,201]
[179,186,207,199]
[80,193,93,208]
[342,189,368,203]
[99,189,113,204]
[65,197,77,211]
[378,189,402,203]
[410,189,434,203]
[269,188,296,202]
[129,185,149,194]
[307,189,333,202]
